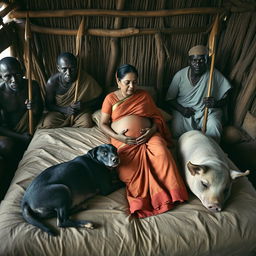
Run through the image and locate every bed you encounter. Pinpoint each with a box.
[0,110,256,256]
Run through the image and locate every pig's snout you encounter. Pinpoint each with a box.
[207,203,222,212]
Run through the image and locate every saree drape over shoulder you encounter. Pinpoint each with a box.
[102,89,188,218]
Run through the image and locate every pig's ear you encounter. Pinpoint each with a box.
[187,161,207,176]
[230,169,250,180]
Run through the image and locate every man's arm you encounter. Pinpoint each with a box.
[29,81,43,117]
[163,69,195,118]
[45,75,75,115]
[45,76,60,112]
[203,90,231,108]
[164,99,195,118]
[0,126,31,143]
[0,104,32,144]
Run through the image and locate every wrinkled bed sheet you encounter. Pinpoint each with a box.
[0,126,256,256]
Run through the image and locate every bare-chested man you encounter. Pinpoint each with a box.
[0,56,43,198]
[40,52,103,128]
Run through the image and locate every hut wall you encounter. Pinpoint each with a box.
[1,0,256,127]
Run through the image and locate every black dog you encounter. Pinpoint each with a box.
[21,144,123,236]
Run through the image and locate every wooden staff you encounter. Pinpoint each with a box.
[201,14,220,133]
[70,17,85,126]
[25,13,34,135]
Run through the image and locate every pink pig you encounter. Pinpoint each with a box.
[178,130,250,212]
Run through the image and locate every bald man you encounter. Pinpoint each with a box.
[40,52,103,128]
[0,56,43,145]
[164,45,231,143]
[0,56,43,197]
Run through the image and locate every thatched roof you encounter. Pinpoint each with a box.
[0,0,255,127]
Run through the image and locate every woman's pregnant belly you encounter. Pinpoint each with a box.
[111,115,152,138]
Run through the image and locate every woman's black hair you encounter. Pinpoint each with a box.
[116,64,138,81]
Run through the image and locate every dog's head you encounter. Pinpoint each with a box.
[87,144,120,168]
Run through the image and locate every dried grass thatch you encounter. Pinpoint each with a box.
[3,0,256,127]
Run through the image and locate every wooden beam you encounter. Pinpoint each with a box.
[105,0,125,91]
[0,2,18,18]
[10,7,225,19]
[155,32,165,103]
[17,22,209,37]
[0,22,16,52]
[154,0,166,103]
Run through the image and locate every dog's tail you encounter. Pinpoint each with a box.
[22,202,57,236]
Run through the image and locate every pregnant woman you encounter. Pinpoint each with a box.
[100,64,188,218]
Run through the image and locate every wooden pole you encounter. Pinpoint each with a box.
[154,0,166,104]
[10,7,225,19]
[201,14,220,133]
[0,2,18,18]
[105,0,125,91]
[70,17,85,126]
[25,13,34,135]
[18,22,208,37]
[155,32,165,103]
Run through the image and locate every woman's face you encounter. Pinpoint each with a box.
[117,72,138,97]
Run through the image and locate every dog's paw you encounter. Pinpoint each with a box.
[84,222,94,229]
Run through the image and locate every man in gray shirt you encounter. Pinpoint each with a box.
[165,45,231,143]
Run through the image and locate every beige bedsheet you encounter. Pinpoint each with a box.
[0,126,256,256]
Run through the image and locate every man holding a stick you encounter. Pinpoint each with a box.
[164,45,231,143]
[40,52,103,128]
[0,56,43,197]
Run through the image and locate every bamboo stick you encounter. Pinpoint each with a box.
[154,0,166,103]
[31,38,47,100]
[18,22,209,37]
[202,15,220,133]
[24,14,34,135]
[70,17,85,126]
[0,2,18,18]
[10,7,225,19]
[105,0,125,91]
[155,32,165,103]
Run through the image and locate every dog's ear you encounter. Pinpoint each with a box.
[86,147,98,159]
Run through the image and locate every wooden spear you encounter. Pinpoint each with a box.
[201,14,220,133]
[25,13,34,135]
[70,17,85,126]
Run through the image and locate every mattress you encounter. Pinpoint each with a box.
[0,125,256,256]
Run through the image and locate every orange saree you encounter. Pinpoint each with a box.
[102,89,188,218]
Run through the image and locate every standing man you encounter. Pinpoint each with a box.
[164,45,231,143]
[0,56,43,198]
[40,52,103,128]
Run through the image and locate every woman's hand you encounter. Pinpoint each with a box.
[116,129,137,145]
[136,125,156,145]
